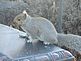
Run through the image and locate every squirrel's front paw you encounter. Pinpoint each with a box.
[44,42,50,45]
[27,40,32,43]
[19,35,29,40]
[19,32,29,39]
[19,33,29,40]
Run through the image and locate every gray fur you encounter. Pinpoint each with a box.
[13,11,58,44]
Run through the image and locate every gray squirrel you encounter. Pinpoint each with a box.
[12,10,81,52]
[12,10,58,44]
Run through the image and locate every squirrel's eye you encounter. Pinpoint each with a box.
[18,19,20,21]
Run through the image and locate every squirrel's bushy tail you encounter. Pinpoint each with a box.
[57,33,81,52]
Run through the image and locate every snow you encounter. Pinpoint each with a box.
[0,24,26,59]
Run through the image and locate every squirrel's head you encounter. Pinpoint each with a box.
[12,10,28,29]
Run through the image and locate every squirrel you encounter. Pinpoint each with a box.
[12,10,58,44]
[12,10,81,51]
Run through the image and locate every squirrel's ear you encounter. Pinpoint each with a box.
[23,10,28,17]
[22,10,28,19]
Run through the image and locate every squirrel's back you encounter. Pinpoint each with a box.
[24,16,57,34]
